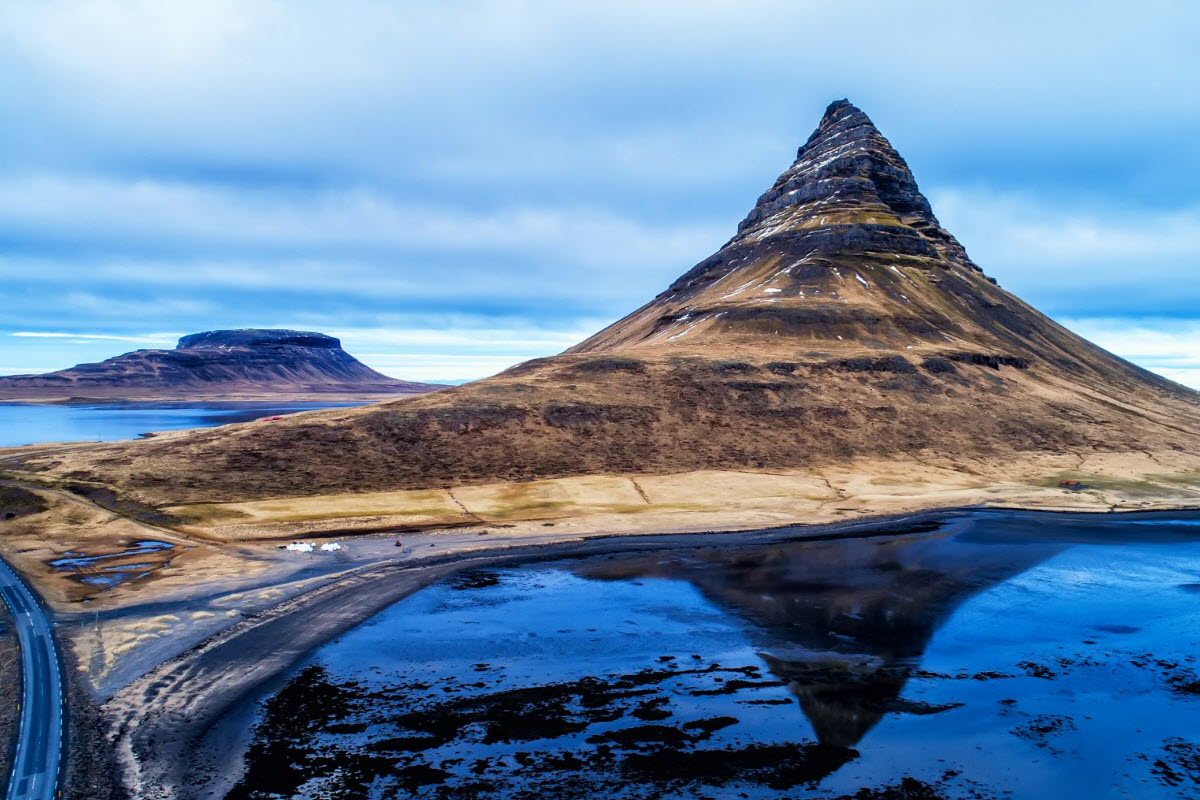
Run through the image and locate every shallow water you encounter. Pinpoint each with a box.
[49,539,178,589]
[0,401,364,446]
[47,540,173,569]
[228,512,1200,799]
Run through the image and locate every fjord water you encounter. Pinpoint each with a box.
[230,512,1200,799]
[0,402,364,447]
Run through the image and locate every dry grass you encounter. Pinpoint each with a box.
[43,454,1200,545]
[452,475,650,521]
[171,488,461,525]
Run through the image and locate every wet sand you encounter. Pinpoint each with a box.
[105,510,965,799]
[103,507,1200,799]
[224,518,1200,799]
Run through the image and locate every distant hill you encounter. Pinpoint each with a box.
[22,101,1200,503]
[0,328,444,401]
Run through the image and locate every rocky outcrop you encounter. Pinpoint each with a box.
[735,99,979,267]
[176,330,342,350]
[0,329,443,401]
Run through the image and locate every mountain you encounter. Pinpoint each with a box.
[0,329,443,401]
[20,101,1200,503]
[576,526,1062,748]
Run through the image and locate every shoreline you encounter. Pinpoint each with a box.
[0,394,424,406]
[101,503,1200,799]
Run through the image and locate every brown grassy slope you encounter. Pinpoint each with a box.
[14,100,1200,505]
[24,341,1200,506]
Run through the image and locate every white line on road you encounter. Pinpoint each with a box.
[0,558,62,800]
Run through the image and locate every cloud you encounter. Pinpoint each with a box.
[331,325,600,353]
[356,354,539,384]
[0,321,602,384]
[0,173,724,265]
[1059,317,1200,389]
[10,331,178,343]
[0,1,1197,386]
[0,174,724,329]
[2,1,1198,200]
[930,189,1200,317]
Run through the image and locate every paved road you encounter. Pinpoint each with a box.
[0,558,61,800]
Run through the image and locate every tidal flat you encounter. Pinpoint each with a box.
[222,513,1200,799]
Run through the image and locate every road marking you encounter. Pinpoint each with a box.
[0,558,62,800]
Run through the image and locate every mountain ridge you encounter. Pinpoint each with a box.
[15,100,1200,504]
[567,100,1180,400]
[0,328,443,401]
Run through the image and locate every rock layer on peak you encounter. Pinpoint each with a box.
[0,328,443,401]
[20,101,1200,503]
[176,330,344,350]
[571,99,992,354]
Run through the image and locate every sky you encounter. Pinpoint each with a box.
[1,1,1198,386]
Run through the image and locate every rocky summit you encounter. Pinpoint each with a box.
[574,99,990,353]
[23,101,1200,503]
[0,328,442,401]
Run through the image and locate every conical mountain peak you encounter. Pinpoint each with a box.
[570,99,993,354]
[734,98,957,250]
[31,97,1200,511]
[803,98,877,150]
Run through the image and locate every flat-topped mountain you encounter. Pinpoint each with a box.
[0,328,443,401]
[21,101,1200,504]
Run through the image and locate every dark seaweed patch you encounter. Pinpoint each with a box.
[228,659,831,799]
[1010,714,1076,754]
[619,740,855,790]
[832,777,951,799]
[448,570,501,591]
[1150,737,1200,789]
[1016,661,1056,679]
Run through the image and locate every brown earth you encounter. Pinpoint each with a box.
[8,100,1199,512]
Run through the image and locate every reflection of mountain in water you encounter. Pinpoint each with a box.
[576,517,1065,748]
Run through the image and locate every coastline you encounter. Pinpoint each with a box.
[3,438,1199,797]
[100,504,1200,799]
[0,393,426,405]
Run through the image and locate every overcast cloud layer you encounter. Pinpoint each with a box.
[1,1,1198,385]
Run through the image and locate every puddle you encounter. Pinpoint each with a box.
[48,539,176,590]
[48,540,172,570]
[79,571,153,588]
